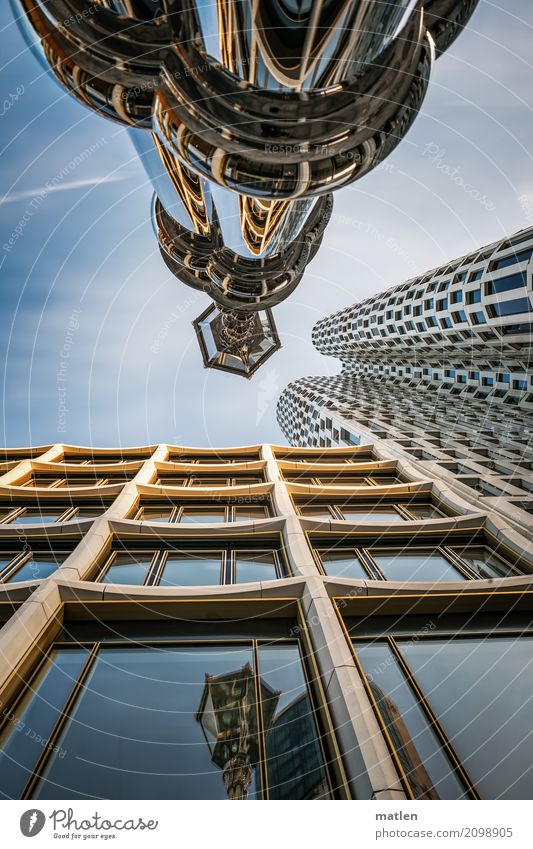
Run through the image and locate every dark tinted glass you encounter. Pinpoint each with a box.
[371,552,465,582]
[400,636,533,799]
[235,552,278,583]
[159,554,222,586]
[320,551,368,580]
[100,554,153,585]
[259,645,330,799]
[0,649,89,799]
[355,642,468,799]
[7,554,64,583]
[34,646,259,800]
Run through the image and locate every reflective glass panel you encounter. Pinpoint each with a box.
[406,504,446,519]
[235,552,278,583]
[159,553,222,586]
[259,645,330,799]
[355,642,468,799]
[100,554,154,585]
[400,636,533,799]
[299,506,332,519]
[34,646,260,800]
[339,508,405,522]
[371,552,466,582]
[319,550,368,580]
[7,554,65,583]
[452,547,516,578]
[179,509,226,523]
[0,649,89,799]
[139,508,174,523]
[10,513,62,525]
[233,506,268,521]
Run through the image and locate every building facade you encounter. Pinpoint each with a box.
[278,227,533,536]
[0,441,532,800]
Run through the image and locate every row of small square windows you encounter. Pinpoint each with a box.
[338,246,532,320]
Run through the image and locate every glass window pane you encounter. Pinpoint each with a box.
[355,642,468,799]
[339,508,405,522]
[232,477,263,485]
[158,477,186,486]
[188,477,226,487]
[7,554,65,583]
[159,553,222,586]
[319,550,368,580]
[0,649,89,799]
[233,506,268,522]
[452,547,516,578]
[139,508,174,523]
[100,554,153,585]
[72,510,103,520]
[258,645,330,799]
[299,506,332,519]
[235,552,278,583]
[10,513,62,525]
[371,551,466,582]
[33,645,260,800]
[179,509,226,524]
[406,504,445,519]
[400,636,533,799]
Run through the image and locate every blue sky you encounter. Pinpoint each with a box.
[1,1,532,448]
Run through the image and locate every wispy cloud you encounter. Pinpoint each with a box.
[0,174,129,205]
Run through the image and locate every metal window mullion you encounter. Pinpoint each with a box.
[3,507,26,524]
[146,551,165,586]
[360,548,385,580]
[252,640,269,799]
[395,504,416,520]
[330,505,344,520]
[22,643,100,800]
[169,507,180,523]
[59,507,77,522]
[0,550,33,583]
[95,550,119,582]
[224,549,233,585]
[387,636,480,799]
[439,547,478,580]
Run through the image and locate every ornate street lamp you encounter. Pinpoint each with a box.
[14,0,480,376]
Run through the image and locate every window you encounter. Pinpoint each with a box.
[318,550,369,580]
[0,551,67,583]
[339,507,405,523]
[100,552,155,585]
[470,311,487,325]
[179,508,227,523]
[466,288,481,304]
[352,633,533,799]
[436,298,448,312]
[451,546,517,578]
[486,271,527,295]
[0,639,331,799]
[450,291,462,304]
[0,509,64,525]
[99,546,287,586]
[490,248,532,270]
[487,297,532,318]
[369,551,466,582]
[468,268,483,282]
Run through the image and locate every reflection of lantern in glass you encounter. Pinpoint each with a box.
[196,663,279,800]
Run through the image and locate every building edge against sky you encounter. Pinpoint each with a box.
[0,441,532,799]
[278,226,533,537]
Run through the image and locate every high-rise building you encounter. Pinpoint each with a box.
[278,227,533,535]
[0,441,532,800]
